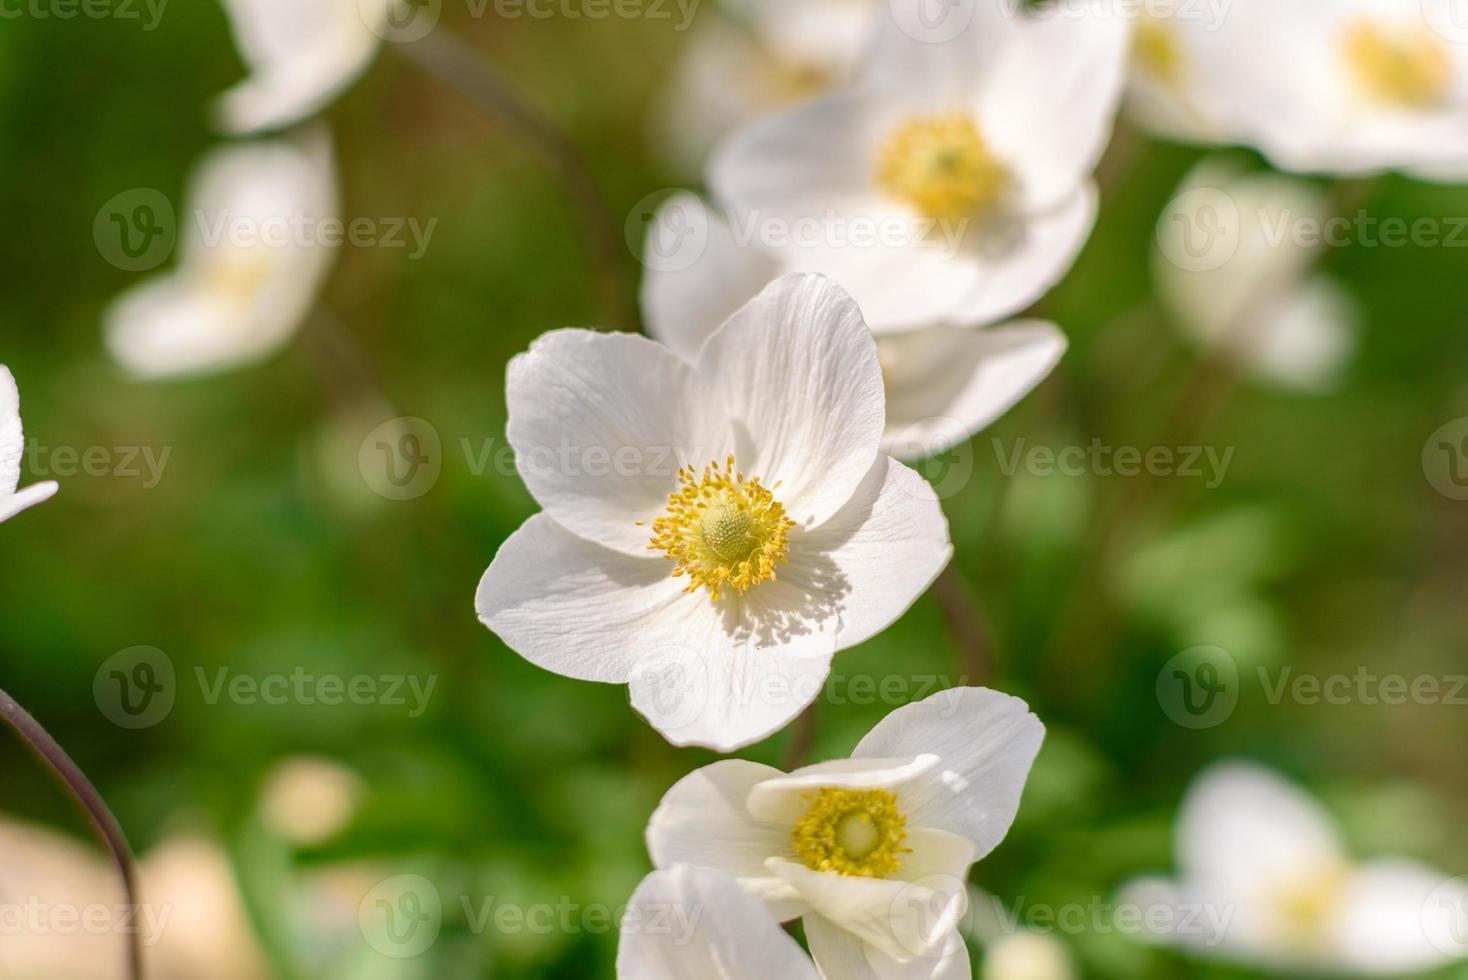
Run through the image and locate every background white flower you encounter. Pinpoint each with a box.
[981,931,1077,980]
[1154,159,1359,392]
[709,0,1130,333]
[643,193,1066,462]
[0,366,58,524]
[617,864,820,978]
[1124,7,1246,144]
[477,274,952,751]
[645,687,1044,979]
[103,131,340,381]
[1118,761,1468,975]
[216,0,387,135]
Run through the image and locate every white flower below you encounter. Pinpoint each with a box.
[981,932,1077,980]
[1118,761,1468,975]
[477,273,952,751]
[1154,159,1359,392]
[643,194,1066,462]
[645,687,1045,979]
[0,366,58,524]
[617,865,820,979]
[103,131,340,380]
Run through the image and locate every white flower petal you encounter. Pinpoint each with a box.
[1245,275,1360,392]
[852,687,1044,858]
[806,914,973,980]
[746,756,942,825]
[1333,859,1465,974]
[505,329,734,556]
[0,482,60,525]
[617,865,820,980]
[1,364,26,496]
[880,321,1066,461]
[697,274,885,527]
[892,828,976,886]
[641,195,779,364]
[646,761,808,922]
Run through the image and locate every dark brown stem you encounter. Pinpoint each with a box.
[0,687,142,980]
[933,563,991,684]
[393,31,635,328]
[782,701,820,770]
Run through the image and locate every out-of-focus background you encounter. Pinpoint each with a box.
[1,2,1467,978]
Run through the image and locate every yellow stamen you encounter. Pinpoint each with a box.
[203,251,275,305]
[791,787,909,878]
[1267,864,1350,950]
[876,113,1007,221]
[1344,20,1452,108]
[647,456,794,602]
[1135,16,1184,88]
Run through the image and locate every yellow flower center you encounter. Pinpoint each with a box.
[647,456,794,602]
[791,787,909,878]
[1267,864,1350,950]
[203,251,275,305]
[876,113,1007,222]
[1134,16,1184,88]
[1344,20,1453,108]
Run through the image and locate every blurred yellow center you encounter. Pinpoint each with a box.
[876,113,1006,221]
[203,252,274,305]
[1135,17,1184,87]
[1268,865,1350,948]
[1344,20,1452,107]
[792,787,909,878]
[647,456,794,602]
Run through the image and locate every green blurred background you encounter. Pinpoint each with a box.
[1,2,1467,978]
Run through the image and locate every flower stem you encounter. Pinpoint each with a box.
[782,701,820,770]
[0,686,142,980]
[392,30,636,328]
[934,563,992,684]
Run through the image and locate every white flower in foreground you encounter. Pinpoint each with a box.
[0,366,58,524]
[477,273,952,751]
[617,865,819,979]
[644,194,1066,461]
[646,687,1044,979]
[215,0,388,134]
[104,132,339,380]
[1119,761,1468,975]
[709,0,1130,333]
[1189,0,1468,179]
[1154,160,1359,391]
[655,0,874,174]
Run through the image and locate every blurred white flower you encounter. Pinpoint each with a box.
[1124,8,1241,144]
[645,687,1044,979]
[477,273,951,751]
[643,193,1066,462]
[1154,159,1359,391]
[654,0,874,175]
[0,365,58,524]
[709,0,1130,333]
[260,756,364,846]
[104,131,340,381]
[617,865,820,978]
[981,932,1077,980]
[215,0,387,135]
[1118,761,1468,975]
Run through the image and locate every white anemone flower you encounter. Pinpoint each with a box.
[981,932,1077,980]
[1124,6,1244,144]
[0,366,58,524]
[709,0,1130,333]
[215,0,388,135]
[617,865,820,979]
[1154,159,1358,391]
[643,193,1066,461]
[104,132,340,381]
[1193,0,1468,179]
[1119,761,1468,976]
[645,687,1045,979]
[656,0,875,174]
[477,273,952,751]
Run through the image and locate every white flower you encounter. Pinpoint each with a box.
[1170,0,1468,179]
[644,194,1066,461]
[215,0,387,135]
[981,932,1077,980]
[1154,159,1359,391]
[1119,761,1468,975]
[476,273,952,751]
[709,0,1130,333]
[645,687,1045,979]
[617,865,820,979]
[103,131,340,380]
[0,366,58,524]
[655,0,875,174]
[1123,7,1242,144]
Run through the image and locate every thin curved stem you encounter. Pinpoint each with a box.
[933,563,992,684]
[0,687,142,980]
